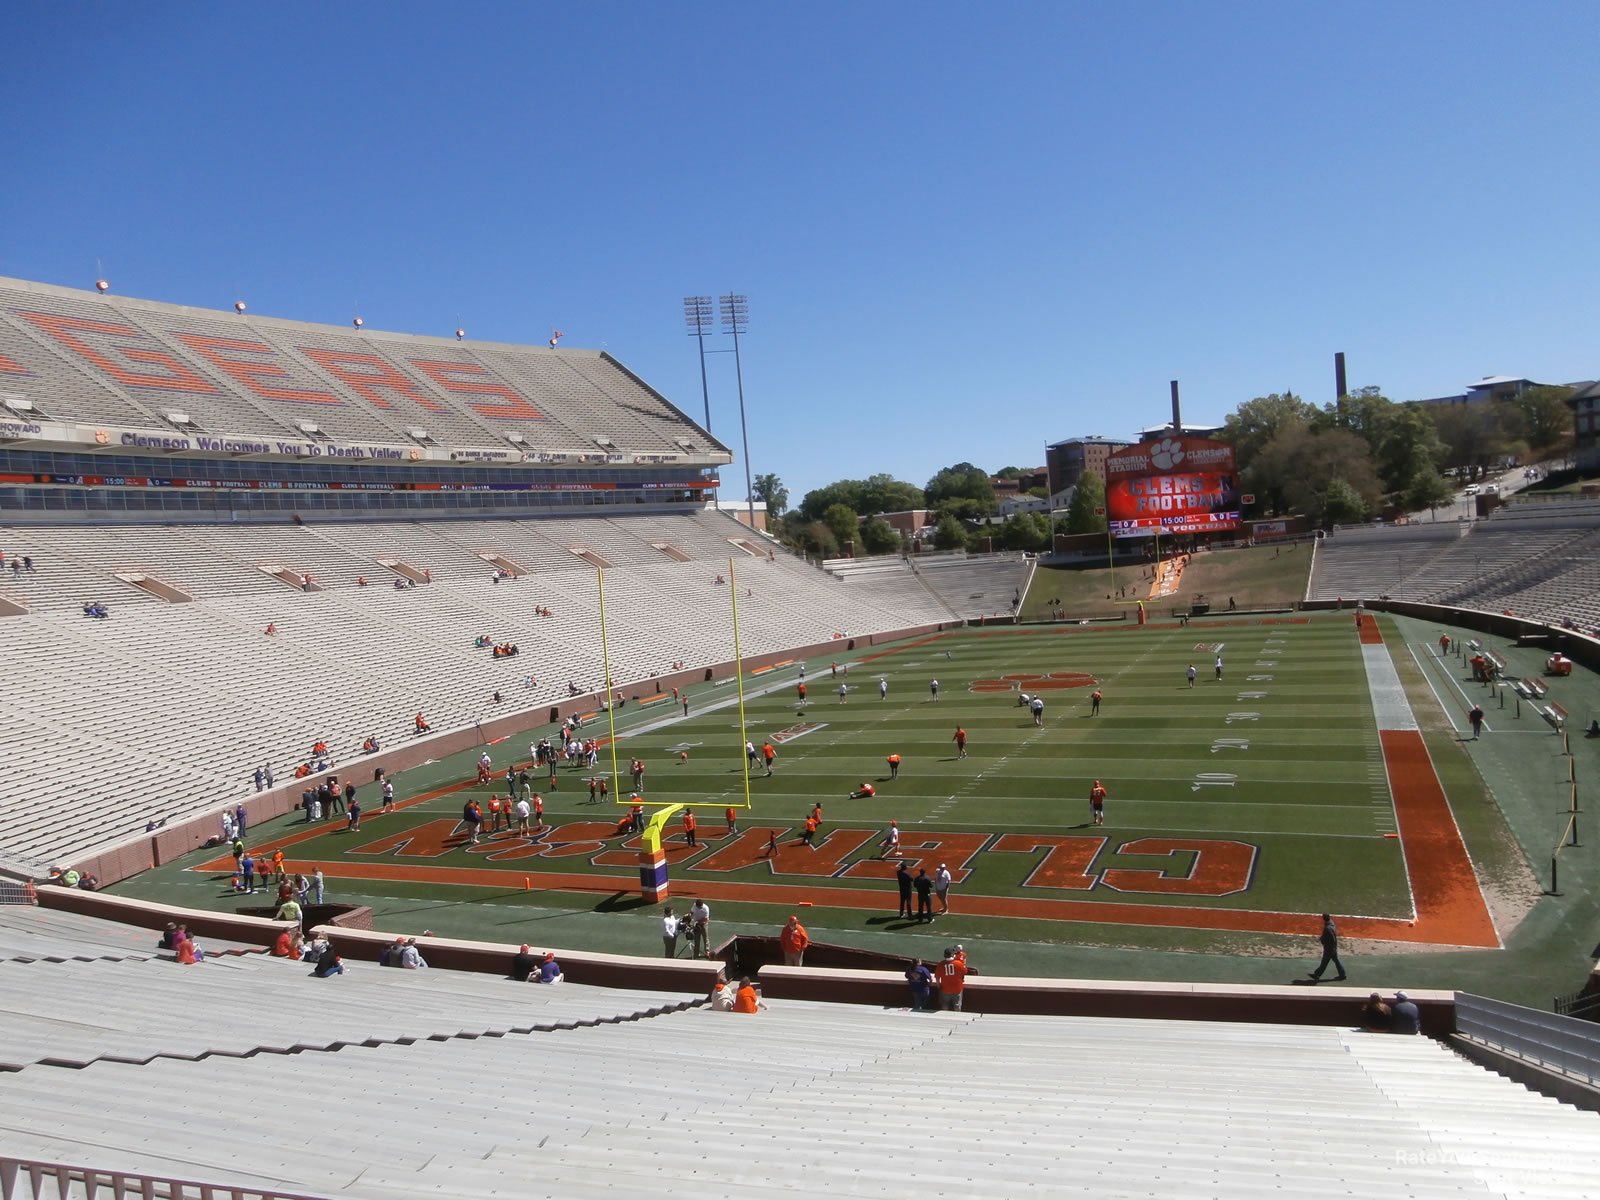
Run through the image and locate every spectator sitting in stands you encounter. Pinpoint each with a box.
[176,938,204,965]
[379,936,407,967]
[490,691,503,704]
[272,928,303,958]
[414,712,431,733]
[81,602,109,619]
[356,575,367,587]
[158,922,183,950]
[399,938,428,969]
[312,740,328,757]
[511,943,539,982]
[311,949,345,977]
[264,622,278,635]
[1361,992,1392,1032]
[302,932,330,962]
[362,736,380,753]
[531,950,563,984]
[394,578,406,590]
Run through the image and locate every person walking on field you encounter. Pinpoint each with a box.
[1030,695,1045,726]
[762,742,776,776]
[1468,703,1485,740]
[1214,654,1224,681]
[1187,664,1197,688]
[779,915,809,966]
[1308,912,1348,982]
[1090,688,1102,716]
[952,726,968,759]
[929,678,940,700]
[1089,779,1107,826]
[934,862,952,913]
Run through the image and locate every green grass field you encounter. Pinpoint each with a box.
[140,611,1472,966]
[125,606,1600,1004]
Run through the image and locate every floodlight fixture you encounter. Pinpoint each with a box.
[683,296,715,434]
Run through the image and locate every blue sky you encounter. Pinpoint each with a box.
[3,3,1595,504]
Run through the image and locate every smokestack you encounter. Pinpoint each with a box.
[1170,380,1181,433]
[1334,352,1347,401]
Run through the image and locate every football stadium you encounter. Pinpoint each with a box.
[1,274,1599,1197]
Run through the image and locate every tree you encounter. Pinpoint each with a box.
[822,503,860,553]
[1248,425,1383,524]
[1375,404,1445,495]
[859,516,901,555]
[925,462,996,514]
[931,514,969,551]
[997,512,1051,552]
[751,473,788,518]
[798,480,866,521]
[1321,478,1369,526]
[1431,404,1512,478]
[1222,392,1318,471]
[1510,385,1575,454]
[1402,465,1456,516]
[1064,469,1107,534]
[859,473,924,515]
[994,466,1025,480]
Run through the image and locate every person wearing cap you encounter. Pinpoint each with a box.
[934,863,953,914]
[533,950,563,984]
[399,938,428,969]
[511,943,539,981]
[710,975,736,1011]
[688,899,711,959]
[1089,780,1107,827]
[1390,991,1421,1034]
[379,936,407,967]
[779,915,809,966]
[1308,912,1347,983]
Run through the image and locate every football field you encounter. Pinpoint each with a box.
[184,612,1501,955]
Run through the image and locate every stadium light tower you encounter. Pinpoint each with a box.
[683,296,714,435]
[719,293,756,536]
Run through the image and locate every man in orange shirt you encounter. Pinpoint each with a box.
[953,727,968,758]
[937,946,969,1011]
[762,742,776,776]
[800,814,819,849]
[886,752,901,780]
[733,976,764,1013]
[779,915,809,966]
[725,806,738,836]
[682,809,698,848]
[1089,779,1107,827]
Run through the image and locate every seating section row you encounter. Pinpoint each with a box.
[0,925,1591,1200]
[1308,502,1600,631]
[0,513,950,870]
[0,276,719,457]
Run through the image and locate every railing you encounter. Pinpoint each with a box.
[1554,990,1600,1022]
[0,878,37,905]
[1455,992,1600,1085]
[0,1157,328,1200]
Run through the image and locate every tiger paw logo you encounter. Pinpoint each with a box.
[971,672,1096,692]
[1150,438,1185,469]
